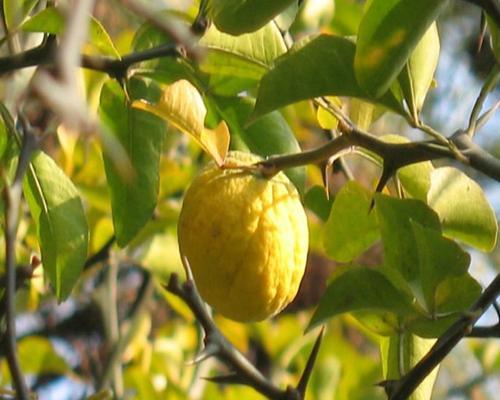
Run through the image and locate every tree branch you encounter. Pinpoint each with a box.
[166,257,325,400]
[255,121,500,186]
[384,273,500,400]
[461,0,500,26]
[0,34,184,79]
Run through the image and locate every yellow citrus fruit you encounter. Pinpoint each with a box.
[177,151,308,322]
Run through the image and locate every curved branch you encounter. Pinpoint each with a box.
[166,259,324,400]
[385,273,500,400]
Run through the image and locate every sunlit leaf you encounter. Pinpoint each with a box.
[379,134,434,201]
[99,80,165,247]
[123,366,158,399]
[398,23,440,116]
[207,0,296,35]
[23,152,89,300]
[22,6,120,57]
[308,266,416,331]
[252,34,405,121]
[3,0,38,29]
[214,96,305,191]
[323,181,379,263]
[354,0,448,97]
[133,79,229,167]
[199,22,287,80]
[375,194,441,281]
[434,274,481,315]
[427,167,498,251]
[380,333,438,399]
[0,336,69,378]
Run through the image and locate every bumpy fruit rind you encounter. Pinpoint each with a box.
[178,151,308,322]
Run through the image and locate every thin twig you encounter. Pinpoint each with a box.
[385,273,500,400]
[466,64,500,137]
[84,236,115,270]
[97,269,154,391]
[2,115,40,400]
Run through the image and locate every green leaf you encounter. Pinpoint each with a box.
[380,333,438,400]
[375,194,441,281]
[398,23,440,116]
[411,221,471,314]
[378,134,434,201]
[22,7,120,57]
[199,23,287,80]
[131,15,195,85]
[304,185,333,222]
[354,0,448,97]
[215,96,305,193]
[408,313,461,338]
[308,266,416,331]
[427,167,498,251]
[434,274,481,315]
[398,161,434,202]
[323,181,379,263]
[252,34,405,121]
[23,152,89,300]
[329,0,364,36]
[487,16,500,63]
[208,0,296,35]
[3,0,38,29]
[99,80,165,247]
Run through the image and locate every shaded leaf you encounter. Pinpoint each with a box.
[375,194,441,281]
[308,266,416,331]
[208,0,295,35]
[354,0,448,97]
[133,79,229,167]
[323,181,379,263]
[131,14,196,85]
[408,313,462,338]
[411,221,471,314]
[252,34,405,121]
[99,80,165,247]
[304,185,333,222]
[23,152,88,300]
[427,167,498,251]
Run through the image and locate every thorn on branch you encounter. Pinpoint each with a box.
[166,264,319,399]
[296,327,325,397]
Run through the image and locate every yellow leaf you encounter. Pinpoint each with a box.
[132,80,229,166]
